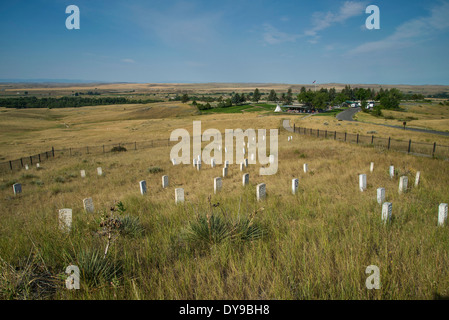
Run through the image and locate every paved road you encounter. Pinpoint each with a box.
[336,107,449,137]
[336,107,361,121]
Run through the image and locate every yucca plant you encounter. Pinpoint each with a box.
[72,249,122,288]
[182,196,266,249]
[118,215,145,237]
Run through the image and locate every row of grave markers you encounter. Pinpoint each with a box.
[23,163,41,170]
[12,158,448,230]
[80,167,103,178]
[56,201,449,235]
[360,163,431,225]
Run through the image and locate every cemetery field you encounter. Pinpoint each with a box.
[1,106,449,299]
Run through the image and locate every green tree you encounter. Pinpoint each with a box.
[312,91,328,109]
[380,88,402,109]
[181,94,189,103]
[252,88,261,103]
[267,89,278,102]
[285,88,293,105]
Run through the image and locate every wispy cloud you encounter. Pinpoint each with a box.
[122,58,135,63]
[350,1,449,55]
[128,2,223,45]
[262,24,302,45]
[305,1,366,39]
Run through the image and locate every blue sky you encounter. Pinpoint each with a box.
[1,0,448,85]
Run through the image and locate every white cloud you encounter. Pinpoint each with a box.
[122,58,135,63]
[305,1,367,39]
[262,24,302,45]
[350,1,449,55]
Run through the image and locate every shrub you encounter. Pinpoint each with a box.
[30,180,44,186]
[147,166,163,174]
[54,176,66,183]
[111,146,127,152]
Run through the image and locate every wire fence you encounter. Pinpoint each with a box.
[0,137,176,174]
[292,124,449,160]
[1,126,448,174]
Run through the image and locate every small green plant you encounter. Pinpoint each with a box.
[30,180,44,186]
[294,150,307,158]
[54,176,66,184]
[148,166,163,174]
[21,174,38,180]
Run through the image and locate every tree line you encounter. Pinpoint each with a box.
[184,85,427,112]
[0,96,163,109]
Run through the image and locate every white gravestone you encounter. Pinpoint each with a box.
[25,164,29,170]
[172,158,177,166]
[240,163,244,171]
[303,164,308,173]
[439,203,448,226]
[211,158,216,168]
[377,188,385,205]
[389,166,394,179]
[197,161,202,171]
[292,179,299,195]
[175,188,184,204]
[13,183,22,195]
[224,160,229,169]
[243,174,249,186]
[399,176,408,194]
[244,159,248,167]
[370,162,374,173]
[382,202,392,224]
[214,177,222,194]
[36,163,40,168]
[140,180,147,195]
[415,171,420,187]
[223,167,228,178]
[162,175,169,188]
[359,174,367,192]
[80,170,86,178]
[59,209,72,233]
[97,167,103,176]
[83,198,94,213]
[193,158,197,167]
[257,183,266,201]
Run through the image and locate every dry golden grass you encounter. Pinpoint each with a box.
[1,102,449,163]
[1,124,448,299]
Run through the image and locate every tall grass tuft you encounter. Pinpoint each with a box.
[182,198,266,249]
[70,249,122,288]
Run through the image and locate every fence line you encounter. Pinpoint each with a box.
[1,126,448,174]
[291,123,449,160]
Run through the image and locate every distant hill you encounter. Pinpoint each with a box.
[1,82,448,97]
